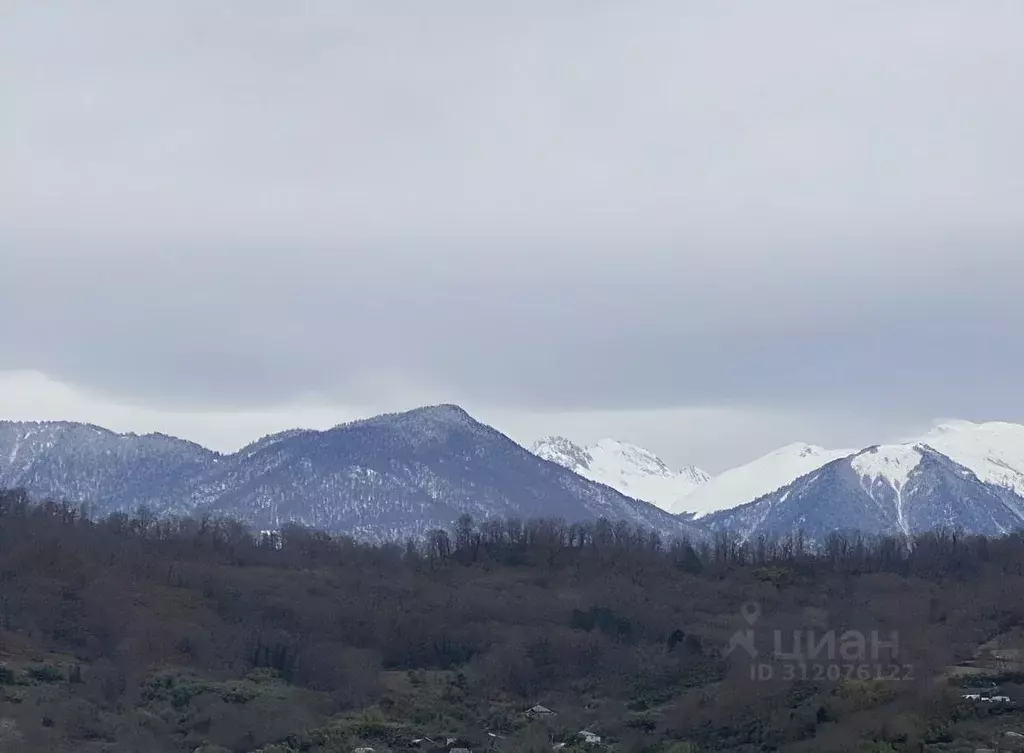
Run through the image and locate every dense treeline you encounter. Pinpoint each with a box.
[2,487,1024,752]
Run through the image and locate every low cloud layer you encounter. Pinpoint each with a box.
[3,1,1023,462]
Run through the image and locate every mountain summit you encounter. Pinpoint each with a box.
[531,436,710,512]
[680,420,1024,524]
[703,442,1024,541]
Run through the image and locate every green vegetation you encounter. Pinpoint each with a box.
[2,489,1024,751]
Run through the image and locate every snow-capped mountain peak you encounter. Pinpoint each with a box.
[784,442,834,460]
[850,444,924,491]
[675,421,1024,522]
[848,444,929,536]
[531,436,710,512]
[704,442,1024,542]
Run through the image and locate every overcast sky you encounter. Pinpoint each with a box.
[3,1,1022,472]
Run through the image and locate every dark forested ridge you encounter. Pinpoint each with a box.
[4,488,1024,752]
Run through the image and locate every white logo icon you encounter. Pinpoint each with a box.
[723,601,761,658]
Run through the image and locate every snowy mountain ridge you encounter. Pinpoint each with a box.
[704,441,1024,542]
[531,435,710,512]
[668,442,856,518]
[917,421,1024,495]
[667,420,1024,522]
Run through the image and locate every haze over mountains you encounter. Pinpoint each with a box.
[3,407,1024,543]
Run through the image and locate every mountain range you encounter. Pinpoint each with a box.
[3,408,1024,543]
[0,406,702,542]
[531,421,1024,542]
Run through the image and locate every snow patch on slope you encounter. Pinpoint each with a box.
[590,438,675,478]
[532,436,594,472]
[670,442,854,518]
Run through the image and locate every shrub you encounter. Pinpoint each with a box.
[26,664,64,683]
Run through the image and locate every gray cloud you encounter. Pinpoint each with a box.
[3,1,1024,434]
